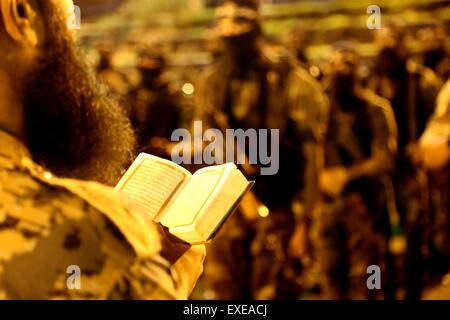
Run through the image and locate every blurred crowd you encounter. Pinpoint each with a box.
[88,0,450,300]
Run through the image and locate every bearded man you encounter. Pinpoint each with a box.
[0,0,204,299]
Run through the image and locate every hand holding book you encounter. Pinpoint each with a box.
[116,153,254,244]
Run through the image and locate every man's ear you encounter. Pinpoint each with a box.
[0,0,40,46]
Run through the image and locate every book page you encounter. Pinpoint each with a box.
[162,165,252,244]
[161,166,228,228]
[116,153,191,221]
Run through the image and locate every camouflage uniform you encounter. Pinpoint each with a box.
[196,48,328,299]
[314,89,398,299]
[0,130,203,299]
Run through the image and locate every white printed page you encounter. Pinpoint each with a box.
[161,166,229,229]
[116,153,191,221]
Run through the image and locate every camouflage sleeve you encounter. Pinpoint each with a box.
[0,173,129,300]
[42,203,204,300]
[0,166,203,300]
[115,245,206,300]
[0,198,201,300]
[48,179,205,300]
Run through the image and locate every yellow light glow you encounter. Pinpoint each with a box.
[258,206,270,218]
[309,65,320,78]
[182,83,195,95]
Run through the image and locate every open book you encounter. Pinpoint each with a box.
[115,153,254,244]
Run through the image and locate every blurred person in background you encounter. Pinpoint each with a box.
[195,0,329,299]
[369,22,441,151]
[0,0,205,299]
[368,22,443,299]
[282,25,308,68]
[416,24,449,82]
[128,50,183,157]
[95,43,135,122]
[419,79,450,297]
[420,79,450,172]
[96,44,132,98]
[317,44,397,299]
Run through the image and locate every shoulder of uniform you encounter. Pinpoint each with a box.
[18,158,161,258]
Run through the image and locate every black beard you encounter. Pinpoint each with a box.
[24,2,136,186]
